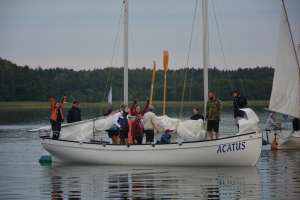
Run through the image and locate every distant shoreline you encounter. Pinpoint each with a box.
[0,101,269,110]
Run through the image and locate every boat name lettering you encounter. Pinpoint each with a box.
[217,141,246,154]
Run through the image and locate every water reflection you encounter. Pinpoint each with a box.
[42,166,83,200]
[257,150,300,200]
[42,165,261,200]
[104,167,261,200]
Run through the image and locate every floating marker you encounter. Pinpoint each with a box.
[39,155,52,165]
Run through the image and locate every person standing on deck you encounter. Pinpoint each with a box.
[132,106,144,144]
[129,98,149,116]
[108,109,122,144]
[67,101,82,123]
[232,90,247,130]
[49,96,67,139]
[143,105,159,144]
[130,98,149,144]
[206,92,222,140]
[117,104,129,145]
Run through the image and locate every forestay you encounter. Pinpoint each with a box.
[269,6,300,118]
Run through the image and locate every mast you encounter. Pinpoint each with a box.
[202,0,209,117]
[123,0,129,105]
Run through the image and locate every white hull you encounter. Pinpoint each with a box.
[41,131,262,166]
[263,130,300,150]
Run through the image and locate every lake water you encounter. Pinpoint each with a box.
[0,105,299,200]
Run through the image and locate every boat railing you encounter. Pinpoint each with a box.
[38,129,52,138]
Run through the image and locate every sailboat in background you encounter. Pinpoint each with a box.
[265,0,300,149]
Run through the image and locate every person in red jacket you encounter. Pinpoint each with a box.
[130,98,149,144]
[49,96,67,139]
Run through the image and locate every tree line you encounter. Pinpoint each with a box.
[0,57,274,102]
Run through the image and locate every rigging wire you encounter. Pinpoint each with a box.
[188,2,202,102]
[211,0,234,91]
[211,0,248,97]
[188,67,194,101]
[102,3,124,103]
[179,0,199,117]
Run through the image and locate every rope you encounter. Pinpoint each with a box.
[211,0,233,92]
[102,3,124,102]
[179,0,199,117]
[211,0,249,97]
[188,68,194,101]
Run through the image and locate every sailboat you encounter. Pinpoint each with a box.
[264,0,300,150]
[38,0,262,166]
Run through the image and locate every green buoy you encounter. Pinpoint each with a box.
[39,155,52,165]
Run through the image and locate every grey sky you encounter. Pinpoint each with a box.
[0,0,299,70]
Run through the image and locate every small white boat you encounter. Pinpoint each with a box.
[265,0,300,149]
[41,131,261,166]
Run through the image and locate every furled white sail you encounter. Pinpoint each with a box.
[269,7,300,118]
[57,115,206,142]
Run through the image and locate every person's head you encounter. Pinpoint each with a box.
[148,105,154,112]
[270,112,276,118]
[55,102,61,108]
[120,104,128,112]
[165,129,173,135]
[193,108,199,114]
[72,101,80,108]
[208,91,215,100]
[136,105,141,113]
[232,90,240,97]
[48,96,56,102]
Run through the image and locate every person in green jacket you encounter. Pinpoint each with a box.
[206,91,222,139]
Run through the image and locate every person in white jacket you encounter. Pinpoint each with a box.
[143,105,159,144]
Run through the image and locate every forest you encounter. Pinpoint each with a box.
[0,57,274,102]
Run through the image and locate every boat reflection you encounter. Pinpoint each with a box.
[104,166,261,200]
[42,165,261,200]
[43,166,84,200]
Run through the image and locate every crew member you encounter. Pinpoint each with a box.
[67,101,81,123]
[206,92,222,140]
[49,96,67,139]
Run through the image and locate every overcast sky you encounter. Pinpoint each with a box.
[0,0,299,70]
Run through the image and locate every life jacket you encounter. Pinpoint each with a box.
[50,102,64,122]
[133,117,144,135]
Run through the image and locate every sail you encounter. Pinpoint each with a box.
[269,7,300,118]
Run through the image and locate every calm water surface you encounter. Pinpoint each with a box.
[0,105,299,200]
